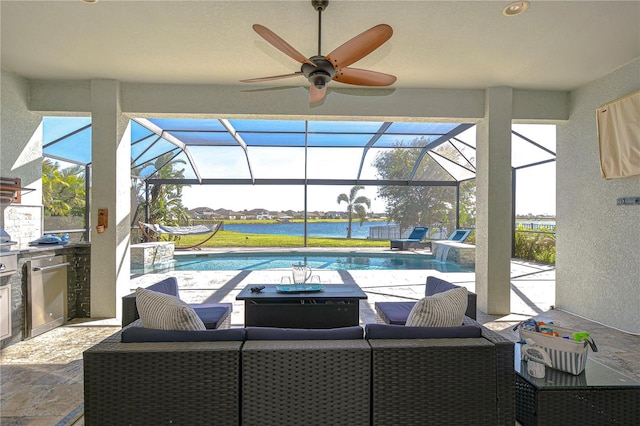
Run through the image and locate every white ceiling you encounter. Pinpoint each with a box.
[1,0,639,92]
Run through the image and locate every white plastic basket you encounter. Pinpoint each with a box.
[519,324,597,375]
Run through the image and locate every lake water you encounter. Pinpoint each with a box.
[220,220,554,239]
[222,221,385,239]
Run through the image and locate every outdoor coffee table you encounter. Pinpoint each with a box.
[236,284,368,329]
[515,343,640,425]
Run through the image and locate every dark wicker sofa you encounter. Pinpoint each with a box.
[83,316,514,425]
[368,317,515,425]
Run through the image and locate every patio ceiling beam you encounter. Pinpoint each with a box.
[133,118,204,183]
[219,119,255,184]
[408,123,475,181]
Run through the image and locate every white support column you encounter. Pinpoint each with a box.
[90,79,130,319]
[475,87,512,315]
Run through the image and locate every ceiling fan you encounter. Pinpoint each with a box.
[240,0,396,104]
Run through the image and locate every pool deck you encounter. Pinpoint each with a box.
[2,248,639,425]
[132,247,551,328]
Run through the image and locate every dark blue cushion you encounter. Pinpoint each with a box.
[407,226,428,240]
[191,304,232,329]
[121,326,245,342]
[375,301,416,325]
[146,276,180,297]
[365,323,482,339]
[245,326,364,340]
[425,276,460,296]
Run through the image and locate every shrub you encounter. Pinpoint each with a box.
[514,224,555,265]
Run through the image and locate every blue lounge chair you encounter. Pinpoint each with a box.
[390,226,429,250]
[447,229,472,242]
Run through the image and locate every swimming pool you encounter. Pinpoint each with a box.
[132,251,474,273]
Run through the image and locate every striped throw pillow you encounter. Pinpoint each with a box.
[405,287,468,327]
[136,287,206,331]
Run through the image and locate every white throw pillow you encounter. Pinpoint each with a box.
[405,287,468,327]
[136,287,206,331]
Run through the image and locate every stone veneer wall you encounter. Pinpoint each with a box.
[69,245,91,318]
[1,204,42,249]
[131,242,175,267]
[432,241,476,265]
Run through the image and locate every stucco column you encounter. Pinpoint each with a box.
[475,87,512,315]
[90,79,130,319]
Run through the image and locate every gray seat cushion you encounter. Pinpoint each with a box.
[121,326,246,342]
[192,304,232,329]
[365,323,482,339]
[375,302,416,325]
[245,326,364,340]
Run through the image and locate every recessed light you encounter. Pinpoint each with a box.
[81,0,99,4]
[503,1,529,16]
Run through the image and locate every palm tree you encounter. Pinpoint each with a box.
[132,153,190,227]
[42,159,86,216]
[337,185,371,239]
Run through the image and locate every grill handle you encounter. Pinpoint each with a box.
[32,262,71,272]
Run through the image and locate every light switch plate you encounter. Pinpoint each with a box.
[616,197,640,206]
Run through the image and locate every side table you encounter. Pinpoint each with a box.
[515,343,640,425]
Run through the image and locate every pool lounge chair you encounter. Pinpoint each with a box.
[446,229,472,242]
[390,226,429,250]
[137,221,223,250]
[421,229,473,252]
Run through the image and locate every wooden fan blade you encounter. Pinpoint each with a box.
[253,24,316,67]
[309,85,327,103]
[240,72,303,83]
[325,24,393,69]
[332,67,396,86]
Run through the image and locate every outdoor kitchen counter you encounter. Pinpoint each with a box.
[7,241,91,255]
[0,243,91,349]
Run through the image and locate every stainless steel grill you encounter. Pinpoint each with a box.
[0,252,18,277]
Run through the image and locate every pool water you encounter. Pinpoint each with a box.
[132,252,474,274]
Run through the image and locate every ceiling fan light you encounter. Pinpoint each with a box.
[310,71,331,89]
[503,1,529,16]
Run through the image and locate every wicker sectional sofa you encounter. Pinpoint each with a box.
[83,316,514,425]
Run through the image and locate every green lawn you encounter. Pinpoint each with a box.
[165,230,388,248]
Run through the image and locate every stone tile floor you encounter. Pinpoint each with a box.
[1,255,638,425]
